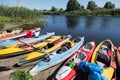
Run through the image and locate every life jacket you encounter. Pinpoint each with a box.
[26,30,33,38]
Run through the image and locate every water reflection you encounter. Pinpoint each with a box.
[100,17,111,29]
[65,16,79,29]
[84,17,95,29]
[42,15,120,47]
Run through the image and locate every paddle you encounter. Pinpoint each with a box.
[17,39,31,47]
[17,39,49,55]
[17,39,42,51]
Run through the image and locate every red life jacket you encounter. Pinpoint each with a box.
[26,30,33,38]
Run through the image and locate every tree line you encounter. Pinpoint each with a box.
[42,0,120,16]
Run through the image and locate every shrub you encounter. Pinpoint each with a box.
[12,70,34,80]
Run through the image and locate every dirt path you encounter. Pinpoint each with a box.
[0,54,64,80]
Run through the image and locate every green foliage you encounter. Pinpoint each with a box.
[66,0,80,11]
[87,1,97,11]
[0,5,42,21]
[81,5,85,9]
[40,0,120,16]
[59,8,64,12]
[0,23,4,29]
[12,70,34,80]
[103,2,115,9]
[51,6,58,11]
[0,16,11,22]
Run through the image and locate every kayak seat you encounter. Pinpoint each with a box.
[74,52,87,64]
[0,46,7,49]
[97,52,110,67]
[73,37,81,43]
[56,46,68,54]
[83,42,92,51]
[77,52,87,61]
[44,43,55,49]
[62,42,71,49]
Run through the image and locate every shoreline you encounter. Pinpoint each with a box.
[0,53,64,80]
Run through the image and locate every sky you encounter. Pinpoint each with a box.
[0,0,120,10]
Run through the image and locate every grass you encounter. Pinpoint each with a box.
[0,23,4,29]
[0,16,27,23]
[11,69,34,80]
[0,16,12,23]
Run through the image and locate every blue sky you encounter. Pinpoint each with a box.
[0,0,120,10]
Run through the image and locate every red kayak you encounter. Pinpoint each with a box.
[53,41,96,80]
[0,27,40,42]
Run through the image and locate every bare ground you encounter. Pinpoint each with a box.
[4,23,23,30]
[0,54,64,80]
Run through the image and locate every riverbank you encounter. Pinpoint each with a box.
[0,20,43,32]
[3,23,23,30]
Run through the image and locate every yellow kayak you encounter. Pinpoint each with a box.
[91,39,116,80]
[17,37,72,65]
[0,28,22,38]
[0,36,61,58]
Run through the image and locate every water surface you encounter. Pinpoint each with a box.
[41,15,120,47]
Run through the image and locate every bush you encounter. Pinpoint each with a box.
[12,70,34,80]
[0,23,4,29]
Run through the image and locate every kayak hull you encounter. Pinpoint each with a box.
[54,41,96,80]
[91,39,116,80]
[0,32,55,46]
[29,37,84,76]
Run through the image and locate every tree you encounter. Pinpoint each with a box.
[59,8,64,12]
[51,6,57,11]
[103,2,115,9]
[87,1,97,11]
[81,5,85,10]
[66,0,80,11]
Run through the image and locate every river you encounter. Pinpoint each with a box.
[41,15,120,47]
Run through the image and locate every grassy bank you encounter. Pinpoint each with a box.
[0,5,43,30]
[0,16,43,30]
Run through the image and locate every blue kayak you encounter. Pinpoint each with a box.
[29,36,84,76]
[0,32,55,46]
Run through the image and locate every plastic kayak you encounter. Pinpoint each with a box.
[91,39,116,80]
[0,32,55,46]
[54,41,96,80]
[29,37,84,76]
[0,28,22,38]
[117,47,120,68]
[0,28,40,42]
[0,36,61,58]
[17,36,72,66]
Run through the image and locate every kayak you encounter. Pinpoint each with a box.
[0,28,22,38]
[0,36,61,58]
[0,28,40,42]
[29,37,84,76]
[91,39,116,80]
[17,36,72,66]
[54,41,96,80]
[0,32,55,46]
[116,47,120,68]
